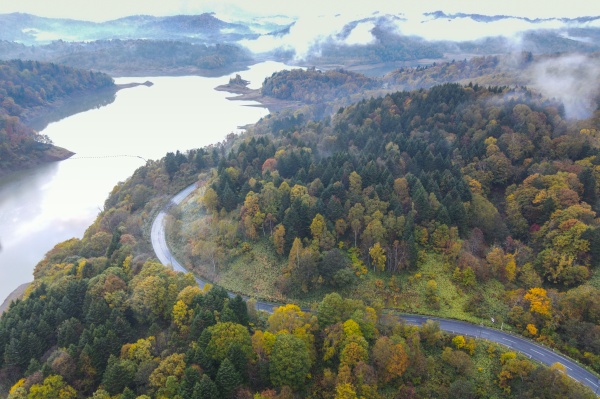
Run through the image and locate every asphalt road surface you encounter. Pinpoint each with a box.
[401,315,599,394]
[152,184,600,395]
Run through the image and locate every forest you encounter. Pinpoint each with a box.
[0,142,595,397]
[381,54,533,91]
[261,68,379,105]
[169,82,600,379]
[0,59,114,174]
[1,60,599,397]
[253,53,564,120]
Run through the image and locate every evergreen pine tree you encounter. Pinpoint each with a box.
[219,305,237,324]
[195,347,218,380]
[227,344,249,383]
[121,388,136,399]
[579,167,598,211]
[216,358,242,398]
[227,296,249,326]
[221,183,237,212]
[193,375,219,399]
[179,367,201,399]
[435,205,451,226]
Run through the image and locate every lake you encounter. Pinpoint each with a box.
[0,61,292,301]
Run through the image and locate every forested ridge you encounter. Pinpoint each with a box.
[0,59,114,174]
[0,40,254,77]
[173,82,600,378]
[0,72,599,397]
[381,54,533,91]
[255,54,543,119]
[261,68,378,105]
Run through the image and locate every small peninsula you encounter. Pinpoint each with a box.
[215,74,301,113]
[0,60,115,176]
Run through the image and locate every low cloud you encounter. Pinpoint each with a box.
[344,21,377,45]
[528,54,600,119]
[390,15,566,42]
[239,10,600,62]
[240,13,377,60]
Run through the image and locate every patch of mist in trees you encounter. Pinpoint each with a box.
[528,53,600,119]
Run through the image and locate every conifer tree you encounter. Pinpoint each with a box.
[216,358,242,398]
[180,367,201,399]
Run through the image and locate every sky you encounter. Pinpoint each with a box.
[1,0,600,22]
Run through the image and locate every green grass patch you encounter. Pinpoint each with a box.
[218,240,286,302]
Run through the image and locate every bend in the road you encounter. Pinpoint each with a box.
[151,184,600,395]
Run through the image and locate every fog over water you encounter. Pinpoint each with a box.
[0,61,291,301]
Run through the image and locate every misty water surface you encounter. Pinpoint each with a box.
[0,61,291,302]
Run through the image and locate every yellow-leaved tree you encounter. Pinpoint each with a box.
[524,287,552,318]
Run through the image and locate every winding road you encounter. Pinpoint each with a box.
[151,184,600,395]
[150,184,279,313]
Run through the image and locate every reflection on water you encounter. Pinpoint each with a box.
[0,61,292,301]
[25,87,118,132]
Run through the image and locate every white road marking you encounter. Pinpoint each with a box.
[585,378,598,387]
[502,338,516,343]
[530,349,545,357]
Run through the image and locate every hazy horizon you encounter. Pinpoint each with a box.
[1,1,599,23]
[3,2,600,56]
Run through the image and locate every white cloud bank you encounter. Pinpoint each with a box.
[2,0,599,23]
[3,0,600,62]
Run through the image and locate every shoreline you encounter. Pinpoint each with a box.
[0,282,30,315]
[0,144,75,179]
[214,83,302,113]
[0,80,153,178]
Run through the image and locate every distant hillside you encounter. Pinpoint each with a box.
[0,39,254,77]
[0,12,261,45]
[262,68,378,104]
[382,54,532,90]
[256,53,600,123]
[3,12,600,76]
[0,59,114,175]
[305,24,445,65]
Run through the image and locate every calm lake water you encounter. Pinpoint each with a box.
[0,61,292,301]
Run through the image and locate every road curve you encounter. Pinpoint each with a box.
[152,184,600,395]
[150,183,279,313]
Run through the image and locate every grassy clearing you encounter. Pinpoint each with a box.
[413,255,474,321]
[218,240,287,302]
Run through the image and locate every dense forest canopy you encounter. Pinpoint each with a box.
[0,139,596,398]
[3,2,600,396]
[0,59,113,174]
[170,82,600,381]
[261,68,378,104]
[382,54,532,90]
